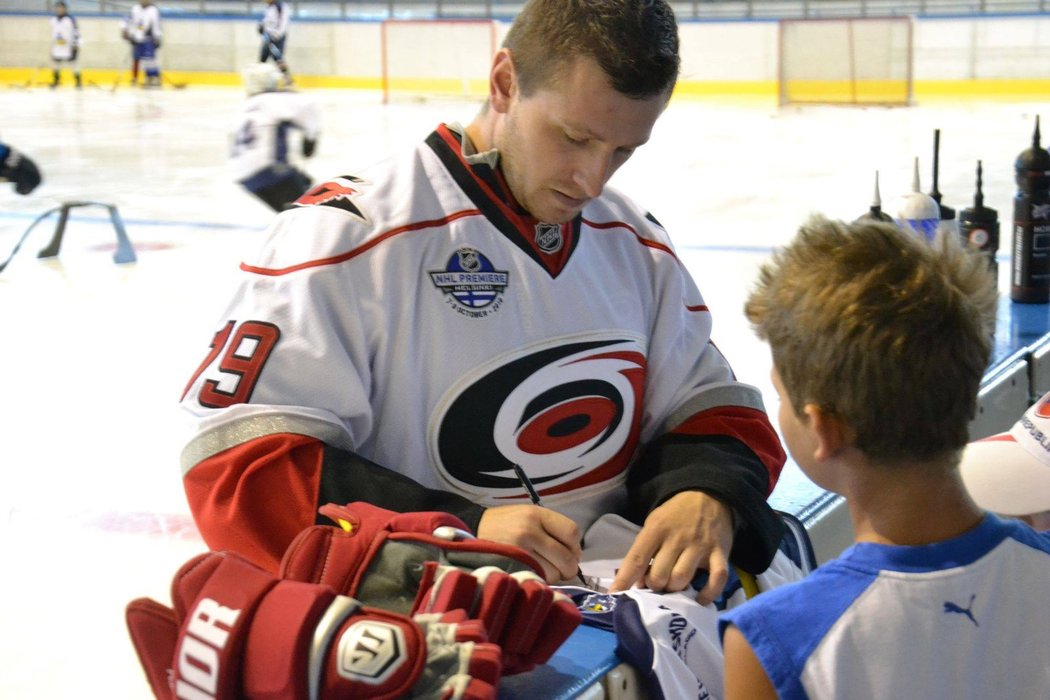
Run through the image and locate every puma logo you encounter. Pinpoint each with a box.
[943,594,978,627]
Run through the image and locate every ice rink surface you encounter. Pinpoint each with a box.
[0,83,1041,696]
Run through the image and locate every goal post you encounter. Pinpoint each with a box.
[778,17,914,106]
[381,19,500,103]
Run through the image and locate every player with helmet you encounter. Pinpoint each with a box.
[229,62,319,212]
[120,0,162,88]
[180,0,786,607]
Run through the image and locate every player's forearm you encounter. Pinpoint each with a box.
[317,444,487,533]
[626,413,787,573]
[183,432,326,572]
[183,431,488,570]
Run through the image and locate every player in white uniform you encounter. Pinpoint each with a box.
[721,216,1050,699]
[120,0,162,87]
[230,63,319,212]
[258,0,291,81]
[179,0,786,598]
[49,2,81,89]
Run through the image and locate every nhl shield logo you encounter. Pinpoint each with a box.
[429,247,510,318]
[535,223,563,253]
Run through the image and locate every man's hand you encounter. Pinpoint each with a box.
[609,491,734,604]
[476,505,581,584]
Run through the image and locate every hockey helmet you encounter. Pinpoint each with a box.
[243,62,283,95]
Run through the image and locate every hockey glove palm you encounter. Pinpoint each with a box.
[281,502,581,673]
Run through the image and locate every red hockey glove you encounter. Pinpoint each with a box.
[126,550,501,700]
[281,502,582,673]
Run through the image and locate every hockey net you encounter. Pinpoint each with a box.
[381,19,500,104]
[778,17,913,106]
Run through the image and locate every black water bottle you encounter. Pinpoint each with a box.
[959,160,999,280]
[857,170,894,223]
[1011,116,1050,303]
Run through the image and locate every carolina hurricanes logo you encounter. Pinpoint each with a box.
[294,175,368,220]
[431,337,646,499]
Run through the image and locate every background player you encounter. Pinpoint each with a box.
[229,62,319,212]
[49,1,81,89]
[179,0,786,603]
[721,216,1050,698]
[258,0,291,83]
[120,0,162,88]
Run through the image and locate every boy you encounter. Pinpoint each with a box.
[720,216,1050,698]
[49,1,81,88]
[120,0,162,87]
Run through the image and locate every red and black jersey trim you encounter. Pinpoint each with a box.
[425,125,581,278]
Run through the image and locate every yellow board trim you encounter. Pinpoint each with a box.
[2,67,1047,102]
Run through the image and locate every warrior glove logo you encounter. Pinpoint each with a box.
[336,621,406,684]
[429,247,509,317]
[174,597,241,699]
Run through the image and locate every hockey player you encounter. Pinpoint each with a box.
[0,141,42,195]
[49,1,81,89]
[179,0,786,604]
[721,217,1050,698]
[120,0,162,88]
[258,0,291,82]
[230,62,319,212]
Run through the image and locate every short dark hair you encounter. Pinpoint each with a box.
[503,0,680,100]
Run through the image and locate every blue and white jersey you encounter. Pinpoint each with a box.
[50,15,80,61]
[720,515,1050,699]
[229,90,320,183]
[120,3,161,44]
[260,1,290,41]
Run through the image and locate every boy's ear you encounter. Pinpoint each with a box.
[803,404,852,461]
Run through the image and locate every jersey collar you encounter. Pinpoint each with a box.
[426,123,581,279]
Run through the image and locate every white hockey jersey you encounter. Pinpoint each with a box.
[121,3,161,44]
[229,90,320,183]
[179,123,784,571]
[260,1,290,41]
[50,15,80,61]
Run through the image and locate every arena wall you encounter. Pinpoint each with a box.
[1,13,1047,98]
